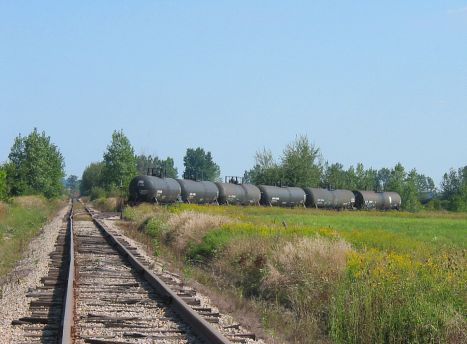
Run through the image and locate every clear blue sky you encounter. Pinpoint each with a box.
[1,1,466,185]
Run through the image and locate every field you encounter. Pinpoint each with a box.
[121,204,467,343]
[0,196,65,281]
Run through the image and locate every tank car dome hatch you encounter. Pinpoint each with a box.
[176,179,219,204]
[128,176,181,204]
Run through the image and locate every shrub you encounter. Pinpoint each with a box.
[89,186,106,200]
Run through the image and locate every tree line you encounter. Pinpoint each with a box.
[244,135,465,212]
[79,130,220,199]
[1,129,465,212]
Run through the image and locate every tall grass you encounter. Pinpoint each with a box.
[120,203,467,343]
[330,249,466,343]
[0,196,65,279]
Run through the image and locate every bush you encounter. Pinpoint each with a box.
[186,229,231,263]
[92,197,119,212]
[89,186,107,200]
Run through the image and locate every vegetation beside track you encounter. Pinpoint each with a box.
[0,196,66,280]
[120,203,466,344]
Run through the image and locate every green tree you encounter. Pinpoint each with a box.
[385,163,405,195]
[65,175,80,194]
[354,163,378,191]
[376,167,391,191]
[136,154,178,178]
[322,162,346,189]
[246,148,282,185]
[136,154,156,175]
[402,169,421,212]
[344,166,357,190]
[441,166,467,211]
[441,168,461,200]
[0,165,8,200]
[80,162,104,196]
[159,157,178,178]
[6,128,65,198]
[102,130,137,190]
[182,147,220,181]
[281,135,321,187]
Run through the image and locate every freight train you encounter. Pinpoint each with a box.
[129,174,401,210]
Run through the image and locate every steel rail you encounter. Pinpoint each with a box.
[85,206,231,344]
[60,205,75,343]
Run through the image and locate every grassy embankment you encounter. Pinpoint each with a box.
[0,196,66,280]
[119,204,466,344]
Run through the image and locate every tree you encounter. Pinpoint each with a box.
[441,168,461,200]
[402,169,421,212]
[385,163,405,195]
[246,148,282,185]
[281,135,321,187]
[136,154,178,178]
[415,173,436,194]
[6,128,65,198]
[102,130,137,190]
[376,168,391,192]
[65,175,80,195]
[160,157,178,178]
[80,162,104,196]
[441,166,467,211]
[182,147,220,181]
[0,165,7,201]
[344,166,357,190]
[322,162,346,189]
[136,154,156,175]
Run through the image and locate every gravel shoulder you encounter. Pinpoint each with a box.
[0,205,70,342]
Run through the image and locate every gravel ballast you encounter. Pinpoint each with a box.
[0,205,69,343]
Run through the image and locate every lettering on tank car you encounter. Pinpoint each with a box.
[156,190,163,195]
[272,197,280,201]
[137,181,145,187]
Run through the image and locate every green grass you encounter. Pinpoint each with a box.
[121,203,467,343]
[0,196,65,279]
[169,204,467,254]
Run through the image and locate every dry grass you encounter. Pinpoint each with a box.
[263,237,351,293]
[0,202,7,220]
[92,197,120,212]
[12,195,47,208]
[165,211,233,254]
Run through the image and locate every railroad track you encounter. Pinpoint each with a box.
[13,201,258,343]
